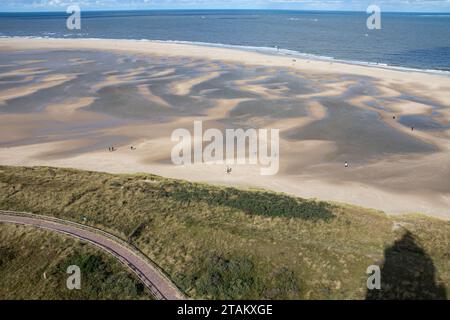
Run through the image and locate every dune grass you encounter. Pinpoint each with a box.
[0,165,448,299]
[0,223,152,300]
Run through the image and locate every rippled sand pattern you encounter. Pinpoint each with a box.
[0,46,449,218]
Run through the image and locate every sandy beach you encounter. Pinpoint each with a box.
[0,38,449,219]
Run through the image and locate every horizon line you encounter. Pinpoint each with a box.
[1,8,449,14]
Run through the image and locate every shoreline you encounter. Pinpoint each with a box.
[2,36,450,75]
[0,37,449,220]
[152,39,450,75]
[1,37,450,84]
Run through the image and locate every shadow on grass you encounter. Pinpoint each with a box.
[169,183,335,221]
[366,231,447,300]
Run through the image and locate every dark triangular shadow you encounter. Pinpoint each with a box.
[366,231,447,300]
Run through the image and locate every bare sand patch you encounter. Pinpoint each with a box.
[92,67,147,91]
[265,101,327,133]
[390,101,433,115]
[44,97,97,120]
[233,79,283,100]
[68,58,96,66]
[0,73,77,105]
[149,68,176,78]
[0,67,49,78]
[0,113,50,143]
[137,85,171,108]
[296,80,357,99]
[206,98,251,119]
[171,71,221,96]
[16,59,46,65]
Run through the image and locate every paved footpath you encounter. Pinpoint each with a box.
[0,211,185,300]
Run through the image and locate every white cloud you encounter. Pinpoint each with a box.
[1,0,449,11]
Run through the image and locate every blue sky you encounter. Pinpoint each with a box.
[0,0,449,12]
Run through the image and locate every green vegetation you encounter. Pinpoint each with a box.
[0,165,448,299]
[0,223,152,300]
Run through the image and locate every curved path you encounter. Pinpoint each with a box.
[0,211,185,300]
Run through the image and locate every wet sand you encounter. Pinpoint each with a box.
[0,38,449,219]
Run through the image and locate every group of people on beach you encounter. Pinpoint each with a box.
[341,114,418,169]
[104,111,418,173]
[108,146,137,152]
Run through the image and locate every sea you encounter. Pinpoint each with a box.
[0,10,449,72]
